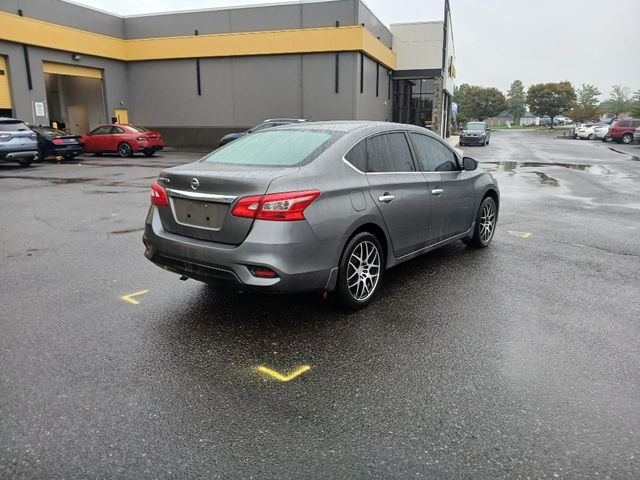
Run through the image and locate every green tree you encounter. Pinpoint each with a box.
[629,89,640,117]
[453,83,469,106]
[459,86,508,121]
[526,81,576,128]
[571,84,602,122]
[605,85,631,115]
[506,80,526,125]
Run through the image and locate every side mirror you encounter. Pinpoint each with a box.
[463,156,478,171]
[486,128,491,131]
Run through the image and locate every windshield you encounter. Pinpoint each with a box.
[202,130,334,167]
[465,123,486,131]
[0,121,31,132]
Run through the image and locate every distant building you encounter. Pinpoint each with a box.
[0,0,456,146]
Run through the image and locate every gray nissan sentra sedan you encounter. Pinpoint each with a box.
[143,121,499,309]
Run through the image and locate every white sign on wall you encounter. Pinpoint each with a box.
[33,101,46,117]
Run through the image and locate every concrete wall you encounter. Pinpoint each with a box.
[0,0,125,37]
[128,52,360,146]
[124,0,359,38]
[0,40,128,126]
[356,1,392,48]
[390,22,444,71]
[354,54,392,121]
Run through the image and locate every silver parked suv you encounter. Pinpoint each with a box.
[0,117,39,167]
[143,121,499,309]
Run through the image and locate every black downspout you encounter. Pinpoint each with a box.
[18,10,33,91]
[335,21,339,94]
[360,53,364,94]
[195,30,201,96]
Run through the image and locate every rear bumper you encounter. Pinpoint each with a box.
[45,145,84,157]
[137,144,163,153]
[142,206,342,293]
[0,149,38,161]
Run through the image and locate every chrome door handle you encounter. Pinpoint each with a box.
[378,194,395,203]
[431,188,444,196]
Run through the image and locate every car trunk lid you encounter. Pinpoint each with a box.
[156,162,298,245]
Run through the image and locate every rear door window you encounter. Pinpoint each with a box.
[344,140,366,172]
[366,133,415,173]
[202,130,334,167]
[110,126,125,134]
[91,126,112,135]
[619,121,630,127]
[409,133,459,172]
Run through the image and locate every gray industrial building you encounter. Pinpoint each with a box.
[0,0,455,146]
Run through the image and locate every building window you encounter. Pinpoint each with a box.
[392,78,435,128]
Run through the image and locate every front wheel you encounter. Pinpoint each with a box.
[588,134,595,140]
[622,133,633,144]
[467,197,497,248]
[334,232,383,310]
[117,142,133,157]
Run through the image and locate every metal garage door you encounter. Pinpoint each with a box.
[0,56,12,111]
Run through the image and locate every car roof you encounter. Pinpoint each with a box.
[0,117,21,122]
[262,118,307,123]
[269,120,443,140]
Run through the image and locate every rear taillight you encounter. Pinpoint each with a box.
[231,190,320,221]
[52,138,64,145]
[137,136,148,141]
[150,182,169,206]
[0,133,10,142]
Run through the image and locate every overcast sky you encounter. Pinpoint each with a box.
[70,0,639,98]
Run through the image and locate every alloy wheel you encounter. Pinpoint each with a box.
[479,201,496,243]
[118,143,132,157]
[347,240,381,301]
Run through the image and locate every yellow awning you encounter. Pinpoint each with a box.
[43,62,103,79]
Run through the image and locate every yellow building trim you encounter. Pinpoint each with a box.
[43,61,103,79]
[0,11,396,70]
[0,55,12,109]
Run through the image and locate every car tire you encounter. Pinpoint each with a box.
[118,142,133,157]
[334,232,384,310]
[588,134,595,140]
[622,133,633,144]
[17,157,33,167]
[63,154,75,161]
[467,196,498,248]
[94,152,103,157]
[143,149,155,157]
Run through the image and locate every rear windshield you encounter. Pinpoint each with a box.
[34,127,67,136]
[202,130,335,167]
[0,121,31,132]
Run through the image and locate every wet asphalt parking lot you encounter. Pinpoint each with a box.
[1,129,639,479]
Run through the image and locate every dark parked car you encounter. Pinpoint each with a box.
[218,118,307,147]
[144,121,500,309]
[0,117,39,167]
[460,121,490,146]
[31,126,84,161]
[609,118,640,144]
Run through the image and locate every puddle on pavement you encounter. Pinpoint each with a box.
[532,171,559,187]
[486,161,607,173]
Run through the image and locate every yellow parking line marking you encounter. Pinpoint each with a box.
[507,230,533,238]
[120,289,149,305]
[257,365,311,382]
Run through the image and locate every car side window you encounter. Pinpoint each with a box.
[110,126,124,134]
[344,140,366,172]
[409,133,459,172]
[366,133,415,173]
[91,126,111,135]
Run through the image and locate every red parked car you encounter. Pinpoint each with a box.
[81,124,164,157]
[608,118,640,144]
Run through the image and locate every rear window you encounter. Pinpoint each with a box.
[128,125,149,132]
[34,127,67,136]
[202,130,334,167]
[0,121,30,132]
